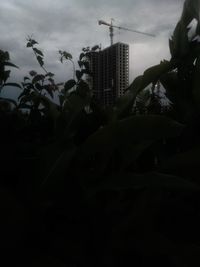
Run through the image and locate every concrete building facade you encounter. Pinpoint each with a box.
[88,42,129,107]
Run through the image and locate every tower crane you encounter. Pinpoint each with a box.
[98,19,155,46]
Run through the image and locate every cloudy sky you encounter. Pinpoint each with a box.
[0,0,185,98]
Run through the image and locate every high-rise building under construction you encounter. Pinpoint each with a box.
[88,42,129,107]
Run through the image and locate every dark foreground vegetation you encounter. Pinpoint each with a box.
[1,0,200,266]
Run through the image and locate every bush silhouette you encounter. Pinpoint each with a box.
[1,0,200,266]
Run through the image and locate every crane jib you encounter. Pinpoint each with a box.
[98,19,155,45]
[115,26,156,37]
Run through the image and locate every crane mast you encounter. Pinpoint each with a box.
[110,19,114,45]
[98,19,155,46]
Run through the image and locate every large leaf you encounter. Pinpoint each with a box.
[32,74,45,84]
[79,52,85,61]
[37,55,44,67]
[17,103,32,109]
[64,79,76,92]
[30,91,60,121]
[59,50,73,63]
[140,60,174,90]
[76,80,90,98]
[59,94,65,106]
[160,71,179,103]
[169,0,200,59]
[77,115,184,172]
[2,62,19,68]
[23,76,30,81]
[35,82,43,91]
[87,172,200,194]
[102,198,200,267]
[114,115,184,140]
[45,72,54,78]
[117,140,154,170]
[160,145,200,182]
[43,84,54,99]
[26,39,38,47]
[64,92,90,114]
[39,144,77,189]
[62,92,91,138]
[76,70,83,81]
[170,21,190,58]
[117,61,174,119]
[90,99,111,125]
[91,45,100,51]
[115,75,143,118]
[181,0,200,25]
[3,83,22,89]
[0,97,17,107]
[192,55,200,111]
[1,70,10,83]
[33,47,44,56]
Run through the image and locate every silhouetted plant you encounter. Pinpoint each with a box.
[1,1,200,266]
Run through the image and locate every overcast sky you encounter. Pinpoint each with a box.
[0,0,185,98]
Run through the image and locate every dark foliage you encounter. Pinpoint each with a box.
[1,1,200,266]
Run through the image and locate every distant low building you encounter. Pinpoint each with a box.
[88,42,129,107]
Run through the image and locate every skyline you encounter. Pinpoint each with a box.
[0,0,185,98]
